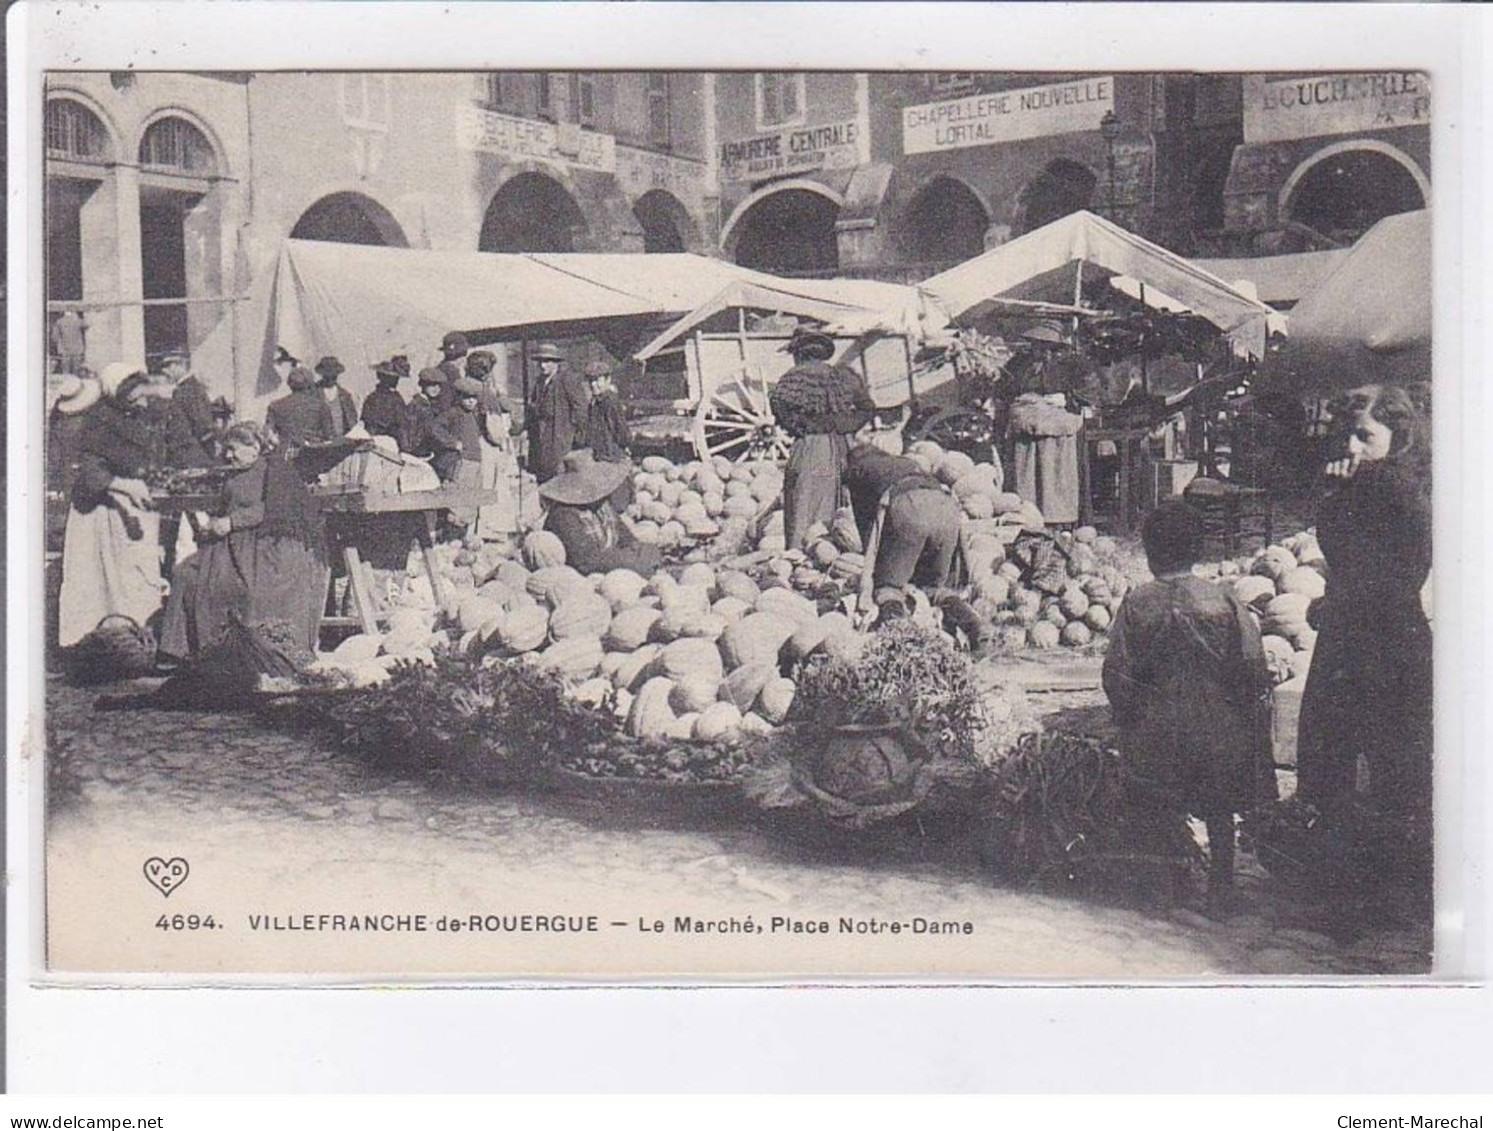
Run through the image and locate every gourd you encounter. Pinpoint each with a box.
[614,644,663,692]
[679,562,718,594]
[1059,588,1090,620]
[739,712,774,737]
[659,585,712,618]
[598,569,648,609]
[680,613,727,641]
[656,637,724,683]
[786,618,829,663]
[989,492,1026,516]
[495,560,532,594]
[935,450,976,485]
[1232,575,1277,609]
[755,587,819,626]
[667,713,700,741]
[667,672,719,714]
[549,592,613,641]
[1074,525,1099,544]
[1083,605,1112,632]
[1279,567,1327,600]
[1028,621,1061,649]
[331,633,383,663]
[1060,621,1093,647]
[693,702,743,744]
[973,575,1011,607]
[626,676,676,740]
[599,651,628,681]
[606,607,661,652]
[569,678,612,709]
[532,635,604,678]
[711,597,753,624]
[809,540,840,568]
[720,612,799,670]
[719,662,776,712]
[522,530,567,570]
[527,565,589,606]
[757,677,796,724]
[961,494,996,520]
[497,605,549,653]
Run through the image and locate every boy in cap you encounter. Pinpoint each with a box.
[525,342,591,483]
[361,357,412,452]
[314,355,358,437]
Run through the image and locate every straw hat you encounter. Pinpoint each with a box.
[532,342,564,363]
[538,449,630,506]
[51,373,102,416]
[98,361,147,399]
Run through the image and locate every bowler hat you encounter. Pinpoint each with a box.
[374,358,406,382]
[531,342,564,363]
[783,327,836,361]
[538,448,630,506]
[314,355,345,379]
[441,331,470,355]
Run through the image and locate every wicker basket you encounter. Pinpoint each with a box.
[319,446,405,495]
[67,614,157,684]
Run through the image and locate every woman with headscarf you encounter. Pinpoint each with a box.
[768,328,873,549]
[158,422,329,661]
[540,449,662,575]
[58,362,167,649]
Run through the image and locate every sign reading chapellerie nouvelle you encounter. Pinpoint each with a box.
[1243,73,1430,144]
[902,76,1114,156]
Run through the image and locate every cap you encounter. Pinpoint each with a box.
[441,331,471,355]
[417,366,447,388]
[452,376,485,398]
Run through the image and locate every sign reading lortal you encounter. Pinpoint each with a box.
[1243,73,1430,144]
[455,103,616,173]
[902,77,1114,155]
[719,120,860,182]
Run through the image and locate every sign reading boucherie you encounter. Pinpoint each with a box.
[455,103,616,173]
[902,77,1114,155]
[719,120,860,182]
[1243,73,1430,144]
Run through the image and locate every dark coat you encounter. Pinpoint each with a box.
[168,375,217,464]
[72,398,163,512]
[1296,460,1433,820]
[408,396,462,479]
[771,360,872,549]
[527,369,592,482]
[361,386,411,451]
[265,389,334,449]
[843,445,943,549]
[322,385,359,437]
[586,392,632,463]
[543,500,661,575]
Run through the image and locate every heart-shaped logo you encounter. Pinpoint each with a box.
[143,857,190,898]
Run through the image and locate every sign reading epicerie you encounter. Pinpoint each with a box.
[455,103,616,173]
[902,77,1114,156]
[719,120,860,182]
[1243,73,1430,144]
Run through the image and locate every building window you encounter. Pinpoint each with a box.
[339,74,391,131]
[138,116,217,175]
[755,73,804,129]
[537,74,556,120]
[647,73,671,149]
[482,73,517,110]
[927,73,976,96]
[45,98,111,162]
[572,73,597,128]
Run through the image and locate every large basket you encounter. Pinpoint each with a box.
[66,614,157,684]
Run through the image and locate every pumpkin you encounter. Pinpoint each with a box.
[598,568,648,609]
[640,455,672,475]
[711,596,753,624]
[819,628,864,663]
[665,713,700,741]
[758,677,796,724]
[1083,605,1112,632]
[808,539,839,569]
[720,612,799,671]
[1058,589,1090,620]
[997,625,1029,651]
[1067,544,1098,577]
[961,494,996,520]
[935,450,976,485]
[569,677,613,709]
[1028,621,1061,649]
[693,702,743,743]
[973,574,1011,607]
[387,607,435,636]
[656,637,725,683]
[527,565,589,606]
[679,562,717,594]
[645,571,678,598]
[748,477,778,504]
[614,644,664,692]
[626,676,677,739]
[1261,635,1296,683]
[630,520,662,544]
[739,712,774,737]
[1279,567,1327,600]
[599,651,628,681]
[1289,650,1314,681]
[606,607,661,652]
[549,592,613,641]
[331,633,383,663]
[719,662,776,712]
[658,520,687,546]
[497,605,550,653]
[791,565,823,591]
[1264,592,1313,627]
[522,530,567,570]
[952,466,999,500]
[997,561,1025,583]
[756,587,819,626]
[702,492,726,517]
[1232,576,1277,609]
[786,618,830,663]
[989,492,1026,516]
[478,611,508,644]
[724,479,755,500]
[1074,525,1099,544]
[1060,621,1093,647]
[660,585,712,618]
[532,635,604,678]
[495,560,532,593]
[681,613,727,641]
[1041,604,1068,627]
[670,673,722,714]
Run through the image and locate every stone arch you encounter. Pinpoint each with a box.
[1279,139,1428,241]
[137,107,227,177]
[291,191,410,247]
[44,93,118,163]
[479,170,589,253]
[1014,159,1098,235]
[633,189,698,253]
[720,180,844,275]
[896,174,991,268]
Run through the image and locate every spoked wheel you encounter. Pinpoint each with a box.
[691,367,792,464]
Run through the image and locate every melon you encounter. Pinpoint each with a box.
[598,569,648,609]
[670,673,721,714]
[1232,575,1277,609]
[640,455,672,475]
[1058,589,1091,620]
[1028,621,1061,649]
[522,530,567,570]
[719,662,776,712]
[739,712,774,737]
[693,702,743,744]
[1083,605,1112,632]
[1279,567,1327,600]
[532,635,604,678]
[720,613,799,671]
[757,677,796,724]
[935,450,976,485]
[657,637,725,683]
[626,676,676,740]
[606,607,661,652]
[1060,621,1093,647]
[549,591,613,641]
[755,587,819,626]
[497,605,549,653]
[711,596,753,624]
[331,633,383,663]
[1074,525,1098,544]
[614,644,664,692]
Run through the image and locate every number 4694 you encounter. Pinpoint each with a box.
[156,914,216,930]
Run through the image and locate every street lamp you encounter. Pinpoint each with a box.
[1099,109,1121,223]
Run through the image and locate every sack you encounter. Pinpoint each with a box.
[68,614,156,684]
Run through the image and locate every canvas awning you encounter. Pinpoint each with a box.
[1194,248,1351,309]
[920,210,1278,357]
[1263,210,1430,392]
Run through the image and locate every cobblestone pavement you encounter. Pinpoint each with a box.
[43,676,1433,979]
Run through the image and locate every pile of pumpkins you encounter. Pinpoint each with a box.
[621,454,785,552]
[1195,529,1327,687]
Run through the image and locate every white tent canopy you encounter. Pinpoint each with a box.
[919,210,1278,356]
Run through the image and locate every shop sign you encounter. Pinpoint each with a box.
[454,103,616,173]
[719,119,860,182]
[615,146,708,206]
[1243,73,1430,144]
[902,76,1114,155]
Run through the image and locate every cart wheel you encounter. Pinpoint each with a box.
[692,368,793,464]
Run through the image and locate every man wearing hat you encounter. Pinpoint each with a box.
[768,327,874,550]
[539,449,662,575]
[407,367,462,479]
[265,366,334,450]
[159,351,217,467]
[314,355,359,437]
[525,342,591,483]
[361,357,412,452]
[437,331,470,398]
[582,359,633,511]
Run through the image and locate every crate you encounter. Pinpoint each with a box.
[319,446,405,495]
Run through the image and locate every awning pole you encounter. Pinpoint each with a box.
[1139,283,1149,395]
[1072,260,1084,334]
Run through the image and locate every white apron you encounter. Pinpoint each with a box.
[58,501,165,648]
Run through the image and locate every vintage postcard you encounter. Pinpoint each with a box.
[20,35,1462,983]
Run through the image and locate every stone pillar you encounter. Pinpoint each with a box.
[112,164,146,365]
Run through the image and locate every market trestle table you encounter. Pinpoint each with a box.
[314,487,505,638]
[153,486,505,640]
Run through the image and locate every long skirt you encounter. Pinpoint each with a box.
[783,433,849,550]
[59,501,164,648]
[474,440,519,539]
[248,535,330,654]
[1013,433,1081,525]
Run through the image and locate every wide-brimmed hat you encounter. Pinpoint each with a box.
[1020,320,1068,347]
[52,373,102,416]
[417,366,447,388]
[287,366,317,391]
[539,448,630,506]
[531,342,564,363]
[783,327,836,361]
[583,360,612,380]
[374,357,407,382]
[314,355,345,379]
[452,376,485,398]
[441,331,470,355]
[98,361,147,400]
